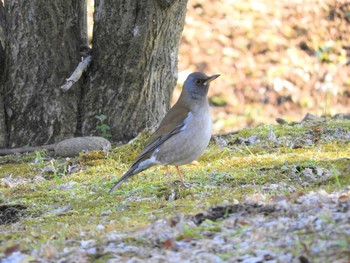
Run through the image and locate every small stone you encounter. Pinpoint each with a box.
[33,175,46,183]
[57,181,77,190]
[247,135,259,145]
[54,136,111,157]
[45,205,73,215]
[106,233,125,242]
[101,210,112,216]
[96,224,105,230]
[291,138,312,149]
[214,137,228,148]
[262,184,279,191]
[301,113,323,122]
[277,253,293,262]
[81,240,96,249]
[86,247,97,255]
[332,113,350,120]
[241,256,264,263]
[200,254,223,263]
[268,128,277,141]
[1,252,34,263]
[276,117,288,125]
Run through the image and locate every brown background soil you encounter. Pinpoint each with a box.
[176,0,350,132]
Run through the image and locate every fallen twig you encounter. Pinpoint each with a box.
[0,144,55,156]
[212,130,240,137]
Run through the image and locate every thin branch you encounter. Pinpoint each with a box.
[60,55,92,92]
[0,144,55,156]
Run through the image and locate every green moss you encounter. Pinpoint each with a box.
[111,131,152,164]
[0,162,37,179]
[0,121,349,254]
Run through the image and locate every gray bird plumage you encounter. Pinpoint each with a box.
[109,72,220,192]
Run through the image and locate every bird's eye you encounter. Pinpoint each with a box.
[195,79,201,84]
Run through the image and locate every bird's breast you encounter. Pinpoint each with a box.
[156,106,212,166]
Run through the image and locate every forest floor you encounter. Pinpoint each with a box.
[176,0,350,133]
[1,116,349,262]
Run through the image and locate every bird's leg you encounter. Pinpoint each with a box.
[175,166,185,186]
[166,165,172,185]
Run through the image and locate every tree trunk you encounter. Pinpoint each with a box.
[1,0,84,147]
[0,0,188,148]
[0,1,6,148]
[0,2,4,75]
[81,0,188,142]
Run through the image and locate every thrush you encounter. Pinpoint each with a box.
[109,72,220,192]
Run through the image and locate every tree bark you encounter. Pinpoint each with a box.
[0,2,4,75]
[2,0,84,147]
[0,1,6,148]
[81,0,188,142]
[0,0,188,149]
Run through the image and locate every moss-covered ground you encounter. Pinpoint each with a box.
[0,119,349,260]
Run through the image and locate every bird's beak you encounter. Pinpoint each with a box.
[204,74,220,85]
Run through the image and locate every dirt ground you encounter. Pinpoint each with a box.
[176,0,350,133]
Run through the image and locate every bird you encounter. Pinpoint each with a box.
[109,72,220,192]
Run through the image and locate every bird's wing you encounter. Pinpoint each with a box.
[131,102,190,168]
[109,102,190,192]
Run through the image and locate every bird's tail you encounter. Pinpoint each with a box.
[109,167,137,193]
[109,161,155,193]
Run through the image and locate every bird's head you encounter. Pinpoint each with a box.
[182,72,220,101]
